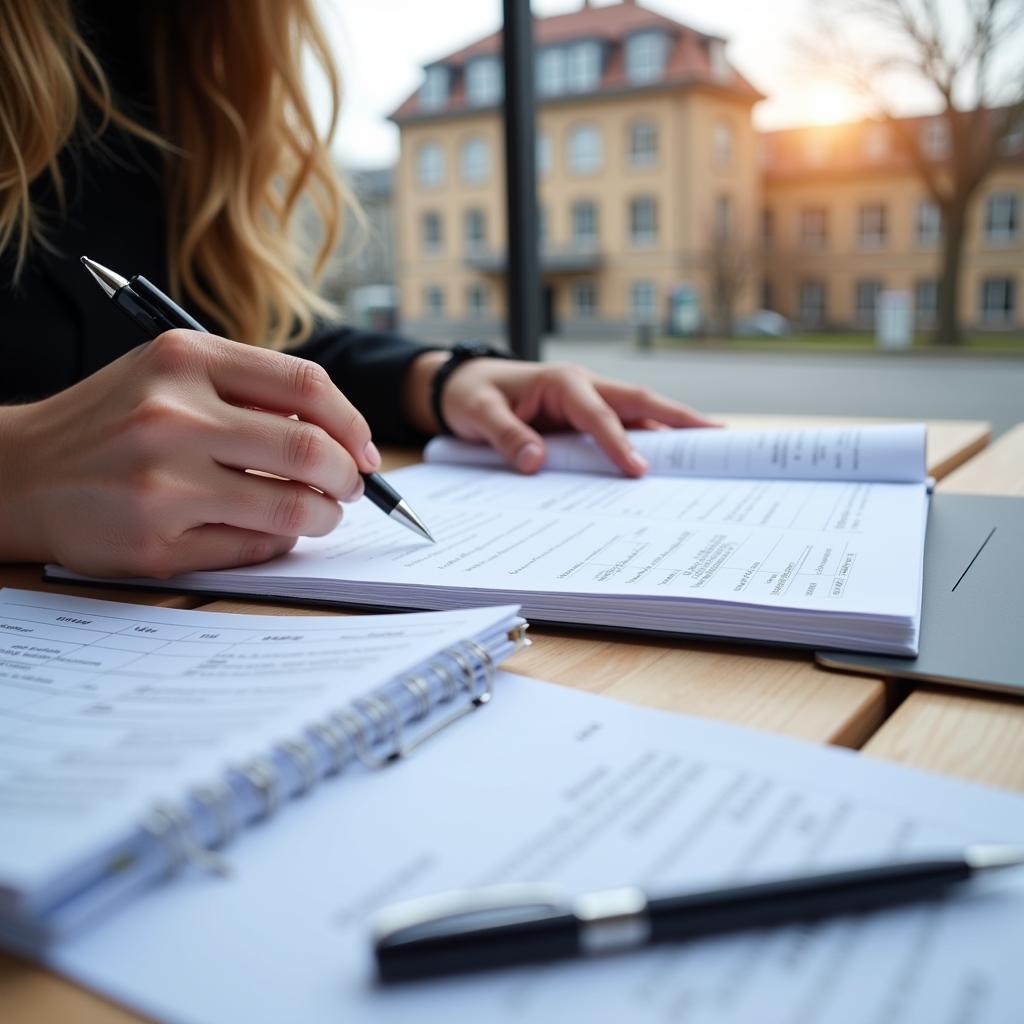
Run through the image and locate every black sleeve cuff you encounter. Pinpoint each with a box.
[288,325,445,446]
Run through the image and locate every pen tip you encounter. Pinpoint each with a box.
[79,256,128,298]
[966,845,1024,871]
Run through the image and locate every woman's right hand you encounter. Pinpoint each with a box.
[0,330,379,577]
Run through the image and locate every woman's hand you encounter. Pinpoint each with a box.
[404,353,716,476]
[0,330,379,577]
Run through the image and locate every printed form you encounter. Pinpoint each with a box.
[53,674,1024,1024]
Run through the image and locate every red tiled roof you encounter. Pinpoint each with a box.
[390,1,762,123]
[762,109,1024,181]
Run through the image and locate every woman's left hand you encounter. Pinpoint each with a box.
[406,353,718,476]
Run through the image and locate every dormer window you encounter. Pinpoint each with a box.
[537,47,566,97]
[567,42,602,92]
[420,65,450,111]
[708,39,729,83]
[921,118,950,160]
[864,124,889,162]
[625,31,669,84]
[466,57,503,106]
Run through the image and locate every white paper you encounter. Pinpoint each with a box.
[0,590,517,903]
[425,424,928,483]
[51,674,1024,1024]
[161,463,928,653]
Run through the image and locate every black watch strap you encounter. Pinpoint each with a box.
[430,343,513,435]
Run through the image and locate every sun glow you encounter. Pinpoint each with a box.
[806,86,860,125]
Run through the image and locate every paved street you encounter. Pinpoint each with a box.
[544,340,1024,438]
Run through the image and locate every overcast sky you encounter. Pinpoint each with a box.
[310,0,1010,169]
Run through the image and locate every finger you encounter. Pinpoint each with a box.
[560,377,647,477]
[594,380,721,428]
[148,527,297,578]
[198,467,344,537]
[212,407,363,501]
[470,387,548,473]
[151,331,380,473]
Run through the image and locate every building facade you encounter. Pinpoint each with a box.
[762,118,1024,332]
[390,0,1023,338]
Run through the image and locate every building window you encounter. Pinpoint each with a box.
[630,280,658,323]
[459,137,489,184]
[713,121,735,169]
[630,196,658,246]
[629,120,658,167]
[463,208,486,251]
[572,279,598,319]
[762,208,775,249]
[799,207,828,249]
[713,195,732,242]
[467,283,489,319]
[466,57,502,106]
[762,278,775,311]
[915,279,939,326]
[420,66,450,111]
[567,42,602,92]
[538,204,548,244]
[708,39,729,82]
[980,277,1016,324]
[985,193,1018,244]
[857,203,888,249]
[537,133,552,176]
[424,285,445,318]
[422,211,442,253]
[416,143,444,187]
[625,31,668,84]
[571,200,598,247]
[798,280,827,326]
[854,279,883,327]
[864,124,889,162]
[568,124,602,174]
[537,47,566,96]
[804,135,829,166]
[916,199,942,247]
[921,118,950,160]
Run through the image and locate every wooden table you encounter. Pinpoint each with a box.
[3,413,1016,1024]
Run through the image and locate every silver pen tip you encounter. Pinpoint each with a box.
[965,845,1024,871]
[80,256,129,298]
[391,500,435,543]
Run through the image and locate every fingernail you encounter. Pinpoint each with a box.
[515,442,544,472]
[630,449,649,472]
[363,440,381,469]
[347,477,365,502]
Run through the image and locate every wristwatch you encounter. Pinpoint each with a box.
[430,342,514,435]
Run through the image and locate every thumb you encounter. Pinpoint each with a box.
[472,389,547,473]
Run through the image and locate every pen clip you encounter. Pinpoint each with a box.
[372,883,568,945]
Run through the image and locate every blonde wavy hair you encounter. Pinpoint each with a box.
[0,0,350,347]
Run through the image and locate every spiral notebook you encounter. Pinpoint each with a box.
[50,425,930,655]
[0,589,526,951]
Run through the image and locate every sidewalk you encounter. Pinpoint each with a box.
[544,339,1024,438]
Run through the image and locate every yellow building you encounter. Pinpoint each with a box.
[390,0,1023,338]
[761,118,1023,331]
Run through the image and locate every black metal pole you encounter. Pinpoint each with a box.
[501,0,541,360]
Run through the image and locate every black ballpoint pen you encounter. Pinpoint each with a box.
[80,256,434,543]
[372,844,1024,982]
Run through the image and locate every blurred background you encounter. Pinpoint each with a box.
[311,0,1024,435]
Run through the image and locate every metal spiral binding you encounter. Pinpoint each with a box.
[190,780,239,850]
[137,624,522,880]
[141,801,231,878]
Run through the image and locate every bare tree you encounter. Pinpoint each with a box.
[702,201,756,337]
[799,0,1024,345]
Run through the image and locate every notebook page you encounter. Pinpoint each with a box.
[52,674,1024,1024]
[425,423,928,483]
[0,590,516,902]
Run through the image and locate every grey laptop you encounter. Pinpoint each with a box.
[816,493,1024,697]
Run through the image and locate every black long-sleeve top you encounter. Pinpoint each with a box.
[0,1,437,443]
